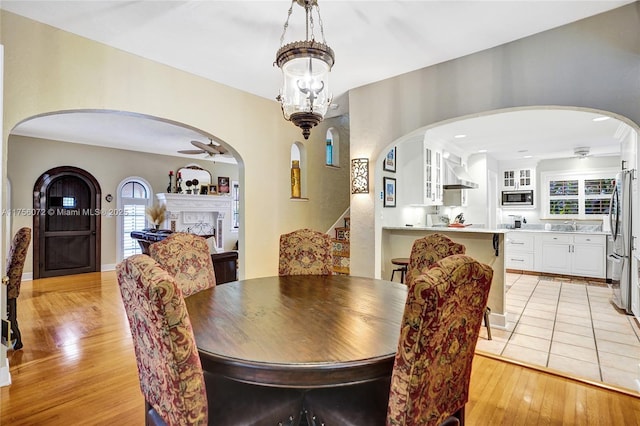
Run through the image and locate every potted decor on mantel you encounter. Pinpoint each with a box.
[145,203,166,230]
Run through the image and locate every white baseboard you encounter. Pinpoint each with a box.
[489,312,508,330]
[0,357,11,387]
[22,272,33,282]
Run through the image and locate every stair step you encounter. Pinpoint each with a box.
[334,227,350,241]
[332,240,350,257]
[332,216,350,275]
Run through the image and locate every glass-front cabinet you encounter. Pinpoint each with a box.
[400,138,443,206]
[502,167,535,190]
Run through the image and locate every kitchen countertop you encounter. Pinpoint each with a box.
[504,228,608,236]
[383,226,509,234]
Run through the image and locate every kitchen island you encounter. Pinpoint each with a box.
[382,226,508,328]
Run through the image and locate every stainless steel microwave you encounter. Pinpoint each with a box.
[501,190,534,206]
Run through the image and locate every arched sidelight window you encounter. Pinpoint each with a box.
[325,128,340,167]
[117,177,152,261]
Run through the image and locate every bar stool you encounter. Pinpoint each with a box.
[390,258,409,283]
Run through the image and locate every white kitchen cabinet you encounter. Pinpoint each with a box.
[400,139,443,206]
[539,233,606,278]
[502,168,535,190]
[505,232,535,270]
[424,146,443,205]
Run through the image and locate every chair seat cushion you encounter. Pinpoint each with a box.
[304,377,391,426]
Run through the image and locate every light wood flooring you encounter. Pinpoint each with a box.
[2,271,640,425]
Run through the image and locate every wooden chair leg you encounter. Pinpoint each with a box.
[7,298,22,350]
[484,307,492,340]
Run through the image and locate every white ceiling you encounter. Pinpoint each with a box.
[2,0,634,163]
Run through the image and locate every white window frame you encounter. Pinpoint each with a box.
[116,177,153,262]
[231,180,239,231]
[541,169,616,219]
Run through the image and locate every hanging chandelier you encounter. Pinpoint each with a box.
[275,0,335,140]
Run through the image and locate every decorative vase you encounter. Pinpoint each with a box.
[291,160,301,198]
[176,173,183,193]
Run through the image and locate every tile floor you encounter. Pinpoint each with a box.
[476,272,640,392]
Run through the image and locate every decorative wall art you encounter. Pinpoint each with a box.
[383,146,396,172]
[383,177,396,207]
[208,184,218,195]
[218,177,230,194]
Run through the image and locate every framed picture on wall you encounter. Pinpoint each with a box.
[383,146,396,172]
[383,177,396,207]
[218,177,230,194]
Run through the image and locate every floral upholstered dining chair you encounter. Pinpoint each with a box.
[303,254,494,426]
[279,228,333,276]
[117,254,209,425]
[406,233,466,286]
[406,233,492,340]
[118,254,305,426]
[149,232,216,297]
[5,227,31,350]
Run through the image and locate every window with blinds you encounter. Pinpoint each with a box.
[120,181,150,258]
[542,171,615,218]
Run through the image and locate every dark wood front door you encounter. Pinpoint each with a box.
[33,166,101,278]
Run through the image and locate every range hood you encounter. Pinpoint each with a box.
[443,160,479,190]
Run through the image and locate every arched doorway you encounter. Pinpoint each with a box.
[33,166,101,278]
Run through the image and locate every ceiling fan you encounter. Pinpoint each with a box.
[178,139,229,157]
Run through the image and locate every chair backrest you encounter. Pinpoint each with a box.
[6,227,32,299]
[278,228,333,276]
[387,254,493,425]
[117,254,208,426]
[406,233,465,286]
[149,232,216,297]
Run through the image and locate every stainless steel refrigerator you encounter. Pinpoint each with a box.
[608,169,633,314]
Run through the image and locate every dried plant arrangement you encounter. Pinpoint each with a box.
[145,203,167,228]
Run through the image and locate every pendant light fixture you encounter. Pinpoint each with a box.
[275,0,335,140]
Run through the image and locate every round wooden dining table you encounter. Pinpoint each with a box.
[184,274,408,388]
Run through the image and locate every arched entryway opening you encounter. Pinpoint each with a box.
[33,166,101,278]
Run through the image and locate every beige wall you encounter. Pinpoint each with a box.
[1,10,350,280]
[349,3,640,278]
[7,135,241,274]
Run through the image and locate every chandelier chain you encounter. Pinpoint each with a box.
[308,5,314,40]
[316,2,327,43]
[279,0,296,47]
[279,0,328,46]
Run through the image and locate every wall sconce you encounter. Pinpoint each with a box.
[351,158,369,194]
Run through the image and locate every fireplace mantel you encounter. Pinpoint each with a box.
[156,193,232,252]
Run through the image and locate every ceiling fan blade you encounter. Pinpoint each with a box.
[192,140,220,155]
[178,149,206,155]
